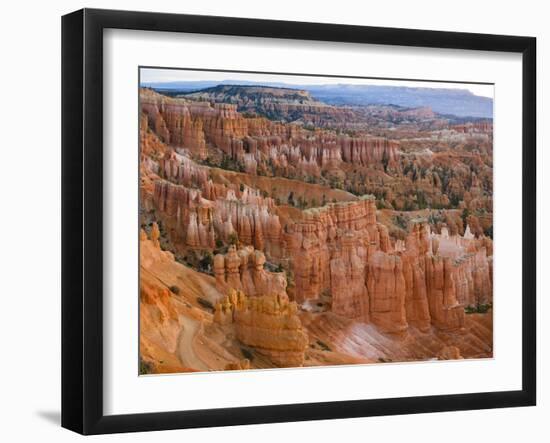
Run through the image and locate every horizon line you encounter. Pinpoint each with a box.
[139,66,494,99]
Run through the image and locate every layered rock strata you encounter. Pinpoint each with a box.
[283,197,383,304]
[214,290,308,367]
[141,89,400,178]
[234,294,308,367]
[284,200,491,333]
[152,176,282,254]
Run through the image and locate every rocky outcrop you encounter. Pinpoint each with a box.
[339,136,399,167]
[141,88,400,179]
[330,231,369,320]
[141,92,208,159]
[431,226,493,307]
[213,246,287,298]
[401,223,432,331]
[366,251,408,333]
[234,294,308,367]
[402,253,431,331]
[283,197,380,303]
[213,289,248,325]
[158,150,209,189]
[280,197,416,334]
[284,207,490,333]
[213,290,308,367]
[452,121,493,134]
[152,177,282,254]
[424,255,465,330]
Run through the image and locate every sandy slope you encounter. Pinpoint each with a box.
[176,316,209,371]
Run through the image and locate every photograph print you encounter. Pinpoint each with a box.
[138,67,494,375]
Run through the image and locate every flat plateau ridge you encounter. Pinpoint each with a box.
[138,85,493,373]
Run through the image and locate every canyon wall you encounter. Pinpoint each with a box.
[211,197,492,334]
[141,89,400,179]
[283,201,491,332]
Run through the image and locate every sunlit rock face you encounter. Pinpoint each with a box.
[234,294,309,368]
[211,290,308,367]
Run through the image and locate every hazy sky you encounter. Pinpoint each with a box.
[140,67,494,99]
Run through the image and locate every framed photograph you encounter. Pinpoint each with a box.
[62,8,536,435]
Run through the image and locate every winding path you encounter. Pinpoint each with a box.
[176,317,208,371]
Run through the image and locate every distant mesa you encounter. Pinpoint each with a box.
[142,80,493,119]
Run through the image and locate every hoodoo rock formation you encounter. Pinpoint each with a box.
[213,246,287,299]
[283,197,381,304]
[279,197,490,334]
[151,175,282,255]
[234,294,308,367]
[213,290,308,367]
[367,251,408,333]
[141,89,400,181]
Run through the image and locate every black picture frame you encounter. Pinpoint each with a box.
[62,8,537,435]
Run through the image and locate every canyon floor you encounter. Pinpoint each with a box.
[138,83,493,374]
